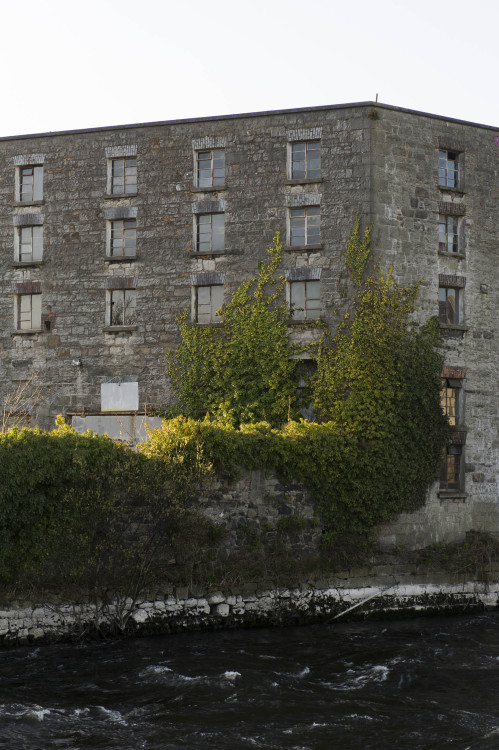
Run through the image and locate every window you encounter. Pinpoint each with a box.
[290,206,320,246]
[438,150,459,188]
[197,149,225,187]
[19,165,43,202]
[438,214,459,254]
[440,445,463,491]
[108,289,136,326]
[111,157,137,194]
[195,285,223,324]
[196,213,225,253]
[297,360,317,421]
[290,280,321,320]
[291,141,321,179]
[441,378,463,426]
[438,286,461,325]
[17,225,43,262]
[109,219,136,257]
[16,294,42,330]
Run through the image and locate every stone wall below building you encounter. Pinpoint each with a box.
[1,574,497,647]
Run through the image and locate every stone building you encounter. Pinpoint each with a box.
[0,101,497,547]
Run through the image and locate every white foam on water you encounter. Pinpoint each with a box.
[25,706,51,721]
[323,664,390,691]
[298,666,310,677]
[139,664,173,676]
[97,706,128,725]
[223,671,241,680]
[346,713,375,721]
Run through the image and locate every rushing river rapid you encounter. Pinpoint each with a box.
[1,613,499,749]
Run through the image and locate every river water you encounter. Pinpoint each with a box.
[1,612,499,749]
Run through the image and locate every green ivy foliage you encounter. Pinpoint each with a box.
[158,214,450,552]
[344,212,373,286]
[0,217,451,597]
[167,232,302,427]
[0,420,210,610]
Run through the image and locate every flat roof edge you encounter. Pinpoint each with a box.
[1,101,497,142]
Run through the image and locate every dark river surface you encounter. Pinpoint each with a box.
[1,612,499,749]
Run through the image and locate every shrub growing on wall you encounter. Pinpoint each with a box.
[167,233,301,427]
[161,215,450,553]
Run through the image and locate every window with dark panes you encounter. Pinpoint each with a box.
[195,285,223,324]
[438,214,459,253]
[109,289,136,326]
[18,226,43,262]
[438,286,460,325]
[197,213,225,253]
[290,206,320,246]
[291,141,321,179]
[17,294,42,330]
[111,157,137,194]
[20,165,43,201]
[441,378,462,426]
[438,150,459,188]
[290,280,321,320]
[440,445,463,491]
[110,219,136,257]
[197,149,225,187]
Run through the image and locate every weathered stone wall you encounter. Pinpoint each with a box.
[0,102,497,552]
[370,105,499,548]
[0,104,370,425]
[1,576,498,647]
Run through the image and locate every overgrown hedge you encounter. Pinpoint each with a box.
[0,419,210,602]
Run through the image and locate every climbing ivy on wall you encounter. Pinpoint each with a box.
[159,214,450,552]
[167,232,302,427]
[0,216,451,598]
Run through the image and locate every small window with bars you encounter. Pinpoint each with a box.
[197,149,225,187]
[438,214,459,254]
[440,444,463,491]
[441,378,463,426]
[289,206,320,246]
[289,280,321,320]
[196,213,225,253]
[111,157,137,194]
[108,289,137,326]
[195,285,224,324]
[19,165,43,202]
[17,226,43,262]
[438,150,459,188]
[16,294,42,330]
[109,219,137,257]
[438,286,461,326]
[291,141,321,180]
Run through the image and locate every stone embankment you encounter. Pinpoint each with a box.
[1,580,498,647]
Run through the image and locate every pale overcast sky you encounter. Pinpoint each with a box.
[1,0,497,138]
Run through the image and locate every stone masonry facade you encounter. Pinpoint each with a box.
[0,101,497,549]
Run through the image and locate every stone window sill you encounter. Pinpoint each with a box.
[103,325,138,333]
[287,318,324,326]
[286,177,324,185]
[438,251,465,260]
[438,491,467,501]
[12,260,45,268]
[11,328,43,336]
[191,185,227,193]
[190,249,226,258]
[105,255,137,263]
[13,200,45,207]
[194,322,223,327]
[437,185,465,195]
[439,323,468,332]
[104,192,138,199]
[284,243,322,253]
